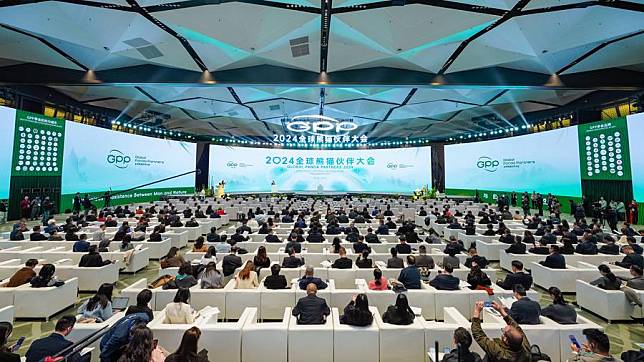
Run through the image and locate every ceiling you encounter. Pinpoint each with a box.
[0,0,643,139]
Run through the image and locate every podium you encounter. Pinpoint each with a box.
[271,184,278,193]
[216,184,225,198]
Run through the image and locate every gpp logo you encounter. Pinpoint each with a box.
[386,163,398,169]
[226,161,238,168]
[107,149,131,169]
[476,156,499,172]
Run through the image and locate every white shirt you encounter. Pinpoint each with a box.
[163,302,194,324]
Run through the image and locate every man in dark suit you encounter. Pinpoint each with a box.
[575,237,598,255]
[506,285,541,325]
[614,245,643,269]
[395,236,412,254]
[236,220,252,235]
[364,228,380,243]
[326,223,342,235]
[539,228,557,244]
[397,255,421,289]
[26,315,87,362]
[353,235,371,254]
[505,237,527,254]
[331,247,353,269]
[29,225,47,241]
[231,229,250,244]
[497,261,533,290]
[375,221,389,235]
[282,248,305,268]
[79,245,112,267]
[264,229,281,243]
[385,217,397,230]
[292,283,330,324]
[298,266,327,290]
[528,240,550,255]
[539,245,566,269]
[429,264,460,290]
[222,249,243,277]
[306,231,324,243]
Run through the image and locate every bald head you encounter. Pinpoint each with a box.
[503,325,524,351]
[306,283,318,295]
[305,266,314,276]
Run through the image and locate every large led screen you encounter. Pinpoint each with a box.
[61,122,196,207]
[445,127,582,197]
[0,106,16,200]
[209,145,432,193]
[627,112,644,201]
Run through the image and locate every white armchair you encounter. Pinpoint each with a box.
[373,306,426,362]
[332,306,380,362]
[14,277,78,319]
[287,307,334,362]
[241,307,290,362]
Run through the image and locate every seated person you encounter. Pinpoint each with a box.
[125,289,154,321]
[355,250,373,269]
[77,292,112,322]
[298,266,328,290]
[340,293,373,327]
[5,258,37,287]
[222,249,243,278]
[72,234,90,252]
[614,245,643,269]
[560,239,576,255]
[441,327,482,362]
[205,227,220,243]
[332,247,353,269]
[464,247,488,269]
[148,226,163,242]
[570,328,618,361]
[496,260,533,290]
[506,285,541,325]
[498,229,514,244]
[282,248,305,268]
[9,226,24,241]
[264,229,281,243]
[429,264,460,290]
[353,235,371,254]
[467,265,491,290]
[161,247,186,269]
[541,286,576,324]
[482,223,496,236]
[0,321,21,362]
[598,237,620,255]
[119,235,134,252]
[576,236,598,255]
[235,261,259,289]
[30,264,63,288]
[292,283,330,325]
[397,255,421,289]
[442,249,460,269]
[264,264,288,289]
[191,237,209,252]
[382,293,415,325]
[185,217,199,228]
[617,265,643,290]
[164,288,196,324]
[164,263,198,289]
[79,245,112,267]
[368,268,389,290]
[538,227,557,244]
[590,264,622,290]
[25,316,79,362]
[364,228,380,243]
[539,245,566,269]
[416,245,435,269]
[199,262,223,289]
[386,247,404,268]
[528,240,550,255]
[505,236,527,254]
[29,225,47,241]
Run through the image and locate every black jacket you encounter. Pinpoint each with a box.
[353,242,371,254]
[265,234,281,243]
[541,303,577,324]
[395,243,412,254]
[464,255,488,269]
[79,252,111,267]
[264,275,288,289]
[355,257,373,269]
[497,272,532,290]
[598,243,620,255]
[429,274,460,290]
[332,257,353,269]
[292,295,330,324]
[30,232,47,241]
[509,297,541,325]
[575,241,598,255]
[282,255,305,268]
[365,233,380,243]
[382,305,414,325]
[306,233,324,243]
[26,333,73,362]
[222,254,243,276]
[540,253,566,269]
[340,301,373,326]
[505,243,526,254]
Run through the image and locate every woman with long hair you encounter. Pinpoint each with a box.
[199,262,223,289]
[382,293,415,325]
[192,237,208,252]
[540,286,577,324]
[30,263,63,287]
[368,268,389,290]
[165,327,208,362]
[117,325,166,362]
[235,261,259,289]
[253,246,271,270]
[161,247,185,269]
[78,292,112,322]
[467,265,492,290]
[340,293,373,326]
[332,237,342,253]
[164,288,195,324]
[0,322,19,362]
[590,264,622,290]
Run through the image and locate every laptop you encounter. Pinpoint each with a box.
[111,296,129,311]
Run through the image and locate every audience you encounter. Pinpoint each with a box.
[30,263,63,288]
[5,258,37,287]
[541,286,577,324]
[397,255,421,289]
[464,247,488,269]
[292,283,330,324]
[570,328,617,361]
[199,262,224,289]
[235,261,259,289]
[340,293,373,327]
[222,248,243,277]
[164,288,196,324]
[355,250,373,268]
[72,233,90,252]
[618,265,643,289]
[590,264,622,290]
[161,247,185,269]
[507,285,541,325]
[539,245,566,269]
[382,293,415,325]
[164,263,198,289]
[165,326,208,362]
[471,301,532,361]
[368,268,389,290]
[264,264,288,289]
[25,316,81,362]
[0,322,19,362]
[331,247,353,269]
[429,264,460,290]
[441,327,482,362]
[298,266,328,290]
[125,289,154,321]
[614,245,643,269]
[467,265,492,290]
[386,247,404,268]
[116,325,167,362]
[79,245,112,267]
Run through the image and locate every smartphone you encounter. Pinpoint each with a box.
[484,301,492,308]
[569,335,581,350]
[12,336,25,352]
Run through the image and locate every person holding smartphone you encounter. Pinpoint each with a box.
[570,328,618,361]
[0,322,21,362]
